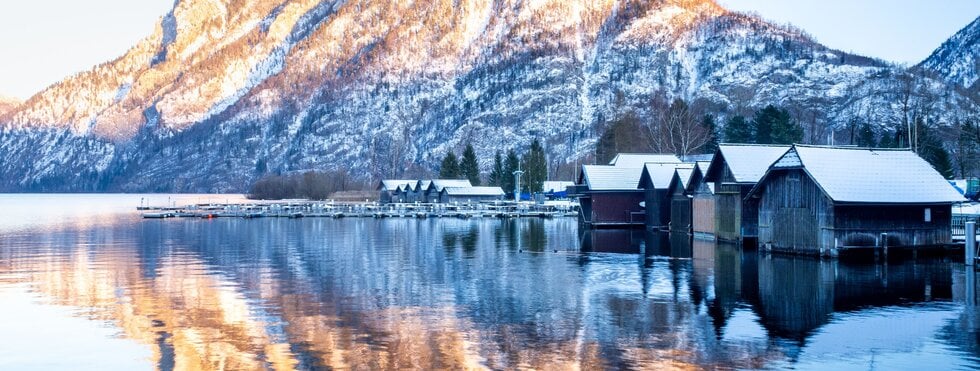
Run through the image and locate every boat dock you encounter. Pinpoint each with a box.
[141,200,579,220]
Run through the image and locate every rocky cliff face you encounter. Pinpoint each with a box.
[0,0,977,192]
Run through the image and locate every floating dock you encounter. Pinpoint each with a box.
[140,200,579,220]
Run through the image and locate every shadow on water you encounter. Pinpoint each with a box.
[0,207,977,370]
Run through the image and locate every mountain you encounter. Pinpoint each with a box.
[0,95,21,116]
[0,0,977,192]
[919,16,979,91]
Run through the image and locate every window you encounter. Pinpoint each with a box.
[925,208,932,223]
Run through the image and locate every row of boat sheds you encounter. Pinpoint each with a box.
[377,179,574,204]
[571,144,970,258]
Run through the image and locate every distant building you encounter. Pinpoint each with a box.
[748,145,965,256]
[608,153,682,167]
[542,181,575,198]
[439,186,506,203]
[575,165,646,228]
[377,180,416,204]
[638,162,695,230]
[703,144,791,243]
[425,179,473,203]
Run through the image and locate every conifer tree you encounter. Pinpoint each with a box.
[488,151,504,187]
[460,143,481,186]
[701,114,719,153]
[723,115,754,143]
[522,139,548,193]
[439,152,460,179]
[502,149,520,193]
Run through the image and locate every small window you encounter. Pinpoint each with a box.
[925,208,932,223]
[787,172,800,182]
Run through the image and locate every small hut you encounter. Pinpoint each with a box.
[424,179,473,203]
[439,186,506,203]
[703,144,791,243]
[377,180,416,204]
[576,165,645,228]
[748,145,965,256]
[638,162,694,230]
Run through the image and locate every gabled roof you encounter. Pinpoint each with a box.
[415,180,433,192]
[638,163,695,190]
[429,179,473,192]
[441,186,505,196]
[543,181,575,193]
[608,153,681,168]
[580,165,643,191]
[704,144,791,183]
[675,167,696,190]
[378,180,416,191]
[750,145,965,204]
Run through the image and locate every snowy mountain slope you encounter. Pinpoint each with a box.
[919,15,980,91]
[0,96,20,116]
[0,0,977,192]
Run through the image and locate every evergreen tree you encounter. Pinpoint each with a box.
[502,149,520,193]
[917,119,954,179]
[701,114,719,153]
[856,123,877,147]
[459,143,481,186]
[439,152,460,179]
[522,139,548,193]
[487,151,504,187]
[723,115,754,143]
[956,121,980,177]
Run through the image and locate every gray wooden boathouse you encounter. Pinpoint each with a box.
[667,166,697,234]
[703,144,791,243]
[638,162,693,230]
[439,186,506,203]
[690,161,716,239]
[748,145,965,256]
[378,180,416,204]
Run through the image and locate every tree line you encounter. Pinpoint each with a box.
[248,169,367,200]
[439,139,549,193]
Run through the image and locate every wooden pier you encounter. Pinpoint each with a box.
[140,200,579,220]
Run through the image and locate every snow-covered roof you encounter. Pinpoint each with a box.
[441,186,505,196]
[695,161,712,173]
[706,144,791,183]
[675,167,696,190]
[429,179,473,192]
[543,181,574,193]
[378,180,416,191]
[639,163,695,190]
[608,153,681,168]
[581,165,643,191]
[755,145,965,204]
[417,180,432,191]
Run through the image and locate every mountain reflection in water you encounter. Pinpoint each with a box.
[0,202,978,370]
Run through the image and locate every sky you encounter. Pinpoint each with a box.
[0,0,977,100]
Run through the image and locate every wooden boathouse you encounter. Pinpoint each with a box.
[575,165,646,228]
[424,179,473,203]
[439,186,506,203]
[378,180,416,204]
[748,145,965,256]
[638,162,694,230]
[667,166,697,234]
[703,144,791,244]
[690,161,716,239]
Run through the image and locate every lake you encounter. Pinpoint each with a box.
[0,194,977,370]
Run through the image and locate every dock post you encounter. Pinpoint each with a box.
[966,222,976,266]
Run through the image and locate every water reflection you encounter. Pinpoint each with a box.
[0,202,977,370]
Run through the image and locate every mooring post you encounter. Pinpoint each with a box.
[966,222,976,266]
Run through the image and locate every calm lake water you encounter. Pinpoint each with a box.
[0,194,977,370]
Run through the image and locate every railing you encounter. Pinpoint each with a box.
[953,214,979,240]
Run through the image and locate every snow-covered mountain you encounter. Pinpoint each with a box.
[0,95,20,116]
[0,0,977,192]
[919,15,979,91]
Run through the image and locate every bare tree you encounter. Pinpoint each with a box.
[641,97,714,156]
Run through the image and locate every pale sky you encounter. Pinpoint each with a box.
[0,1,977,100]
